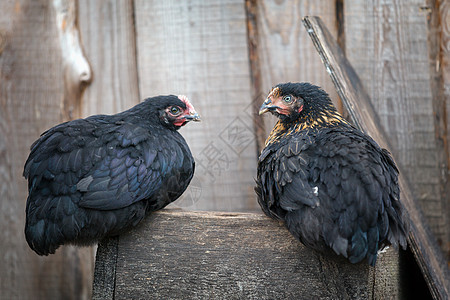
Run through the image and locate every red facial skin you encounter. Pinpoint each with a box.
[170,95,199,127]
[172,112,189,127]
[267,94,304,116]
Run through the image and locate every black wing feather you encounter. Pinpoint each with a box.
[256,126,408,265]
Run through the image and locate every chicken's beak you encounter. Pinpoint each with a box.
[184,112,201,122]
[259,98,279,115]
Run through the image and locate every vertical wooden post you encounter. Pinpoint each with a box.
[78,0,140,116]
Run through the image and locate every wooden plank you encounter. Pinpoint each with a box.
[53,0,92,120]
[245,0,267,154]
[254,0,340,140]
[92,210,400,299]
[437,0,450,266]
[425,0,450,265]
[78,0,140,116]
[302,16,450,300]
[344,0,449,261]
[441,1,450,168]
[133,0,257,212]
[0,0,93,299]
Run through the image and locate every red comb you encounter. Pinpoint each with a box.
[178,95,195,112]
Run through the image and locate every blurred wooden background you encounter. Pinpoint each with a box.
[0,0,448,299]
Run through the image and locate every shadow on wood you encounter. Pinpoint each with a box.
[93,210,400,299]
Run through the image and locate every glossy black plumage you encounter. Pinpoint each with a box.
[255,82,408,265]
[24,95,199,255]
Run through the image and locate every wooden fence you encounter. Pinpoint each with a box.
[0,0,448,299]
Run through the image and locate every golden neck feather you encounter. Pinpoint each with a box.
[265,111,350,146]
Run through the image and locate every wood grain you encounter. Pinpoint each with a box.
[424,0,450,265]
[93,210,400,299]
[0,0,93,299]
[133,0,258,212]
[92,237,119,300]
[437,0,450,266]
[78,0,140,117]
[344,0,449,260]
[54,0,92,120]
[302,16,450,300]
[441,0,450,169]
[245,0,267,154]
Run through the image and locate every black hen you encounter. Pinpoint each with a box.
[24,95,200,255]
[255,82,408,265]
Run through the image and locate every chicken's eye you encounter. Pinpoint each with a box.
[169,106,182,116]
[282,95,293,104]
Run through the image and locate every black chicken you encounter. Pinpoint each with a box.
[255,82,408,265]
[24,95,200,255]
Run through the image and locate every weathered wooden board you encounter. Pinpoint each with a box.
[254,0,340,143]
[426,0,450,266]
[437,0,450,267]
[302,16,450,300]
[442,1,450,180]
[133,0,258,212]
[93,210,401,299]
[344,0,449,261]
[78,0,140,116]
[245,0,267,153]
[441,0,450,145]
[0,0,93,299]
[92,237,119,300]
